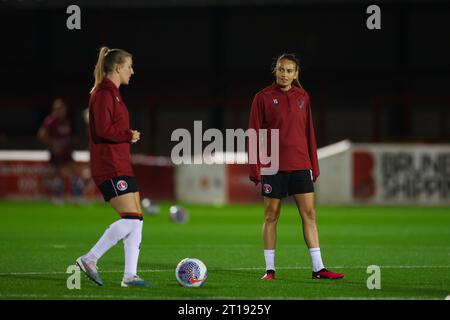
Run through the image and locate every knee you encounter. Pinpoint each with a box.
[264,206,280,224]
[302,208,316,224]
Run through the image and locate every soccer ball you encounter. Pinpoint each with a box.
[175,258,208,287]
[169,205,189,224]
[141,198,160,216]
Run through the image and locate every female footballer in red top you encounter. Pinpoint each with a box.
[249,53,344,280]
[76,47,151,287]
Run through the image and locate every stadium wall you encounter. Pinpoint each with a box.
[1,143,449,205]
[315,141,450,205]
[175,141,450,206]
[0,151,175,202]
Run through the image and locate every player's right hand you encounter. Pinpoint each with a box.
[130,130,141,143]
[249,175,260,186]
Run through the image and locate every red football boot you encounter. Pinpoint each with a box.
[261,270,275,280]
[312,268,344,279]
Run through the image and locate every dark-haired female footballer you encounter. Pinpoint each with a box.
[248,53,344,281]
[76,47,151,287]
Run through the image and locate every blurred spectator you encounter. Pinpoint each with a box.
[37,98,85,205]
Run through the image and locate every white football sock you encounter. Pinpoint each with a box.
[264,249,275,271]
[85,219,135,263]
[309,248,325,272]
[123,220,143,280]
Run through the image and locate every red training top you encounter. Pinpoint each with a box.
[42,115,73,158]
[88,78,134,185]
[248,82,320,185]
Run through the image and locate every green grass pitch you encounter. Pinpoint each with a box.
[0,201,449,300]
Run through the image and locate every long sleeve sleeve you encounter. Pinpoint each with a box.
[90,90,133,144]
[248,94,264,185]
[306,99,320,182]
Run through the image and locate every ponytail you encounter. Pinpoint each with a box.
[90,46,132,94]
[90,47,109,94]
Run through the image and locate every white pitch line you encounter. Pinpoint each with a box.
[0,265,449,276]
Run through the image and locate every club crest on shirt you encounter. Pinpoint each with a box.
[263,183,272,194]
[272,98,279,106]
[116,180,128,191]
[298,99,305,109]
